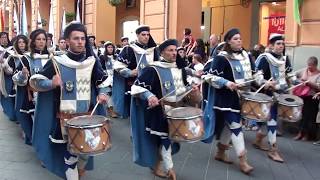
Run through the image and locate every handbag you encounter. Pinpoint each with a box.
[292,84,311,97]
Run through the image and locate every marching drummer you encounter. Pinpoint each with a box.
[112,25,159,119]
[202,28,256,174]
[253,34,293,163]
[29,22,111,180]
[130,39,198,180]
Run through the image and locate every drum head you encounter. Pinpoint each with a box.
[278,94,303,106]
[166,107,202,120]
[241,92,272,102]
[67,115,108,128]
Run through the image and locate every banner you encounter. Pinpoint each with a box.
[267,14,285,43]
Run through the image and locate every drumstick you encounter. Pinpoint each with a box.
[253,77,273,96]
[90,101,100,116]
[237,79,256,86]
[286,80,310,91]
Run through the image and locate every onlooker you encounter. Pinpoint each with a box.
[312,92,320,145]
[249,44,265,62]
[187,38,207,63]
[294,56,320,141]
[183,28,195,54]
[208,34,219,58]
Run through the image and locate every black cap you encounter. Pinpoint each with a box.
[224,28,240,42]
[177,46,185,51]
[158,39,178,52]
[135,25,150,34]
[121,37,129,42]
[269,33,284,44]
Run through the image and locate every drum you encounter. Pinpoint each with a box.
[65,115,111,155]
[166,107,204,142]
[240,92,273,122]
[277,94,303,122]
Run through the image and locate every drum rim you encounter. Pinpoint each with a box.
[277,94,303,106]
[66,115,109,128]
[241,92,273,102]
[166,107,203,120]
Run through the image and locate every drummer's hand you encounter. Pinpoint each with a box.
[195,70,204,78]
[226,81,238,91]
[21,67,29,77]
[148,96,159,108]
[265,80,276,89]
[97,94,109,104]
[191,84,200,91]
[131,69,138,77]
[52,74,62,88]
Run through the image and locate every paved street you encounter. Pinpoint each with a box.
[0,108,319,180]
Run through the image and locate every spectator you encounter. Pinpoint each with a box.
[208,34,219,58]
[187,38,207,63]
[294,56,320,141]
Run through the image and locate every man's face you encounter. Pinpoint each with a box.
[272,40,284,54]
[137,31,150,45]
[67,31,86,53]
[89,37,95,46]
[47,37,52,47]
[122,39,129,47]
[161,45,177,63]
[0,34,8,46]
[58,39,67,50]
[210,35,218,47]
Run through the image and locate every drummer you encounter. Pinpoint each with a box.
[130,39,198,180]
[253,34,292,163]
[29,22,110,179]
[202,28,256,174]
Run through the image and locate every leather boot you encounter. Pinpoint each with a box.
[252,133,269,151]
[267,144,284,163]
[239,152,254,174]
[214,143,233,164]
[108,107,118,118]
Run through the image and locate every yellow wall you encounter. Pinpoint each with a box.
[95,0,116,43]
[208,0,252,48]
[115,1,140,44]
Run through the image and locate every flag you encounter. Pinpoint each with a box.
[0,9,4,32]
[76,0,81,22]
[13,3,20,34]
[293,0,302,25]
[21,0,28,36]
[48,0,55,42]
[60,9,66,37]
[37,10,42,28]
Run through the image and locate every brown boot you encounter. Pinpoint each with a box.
[78,168,86,179]
[167,168,176,180]
[267,144,284,163]
[252,133,269,151]
[214,143,233,164]
[152,160,167,178]
[239,152,254,174]
[293,131,303,141]
[108,107,118,118]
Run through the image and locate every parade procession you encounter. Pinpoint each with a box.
[0,0,320,180]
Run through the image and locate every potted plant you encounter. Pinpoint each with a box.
[108,0,123,6]
[66,12,76,23]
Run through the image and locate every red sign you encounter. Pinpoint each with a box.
[267,14,286,42]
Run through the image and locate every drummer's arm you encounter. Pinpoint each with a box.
[115,47,137,78]
[29,61,56,92]
[92,59,112,98]
[12,57,30,86]
[201,56,229,89]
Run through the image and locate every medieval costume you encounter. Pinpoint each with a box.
[131,39,186,179]
[254,34,293,163]
[0,32,16,121]
[29,23,110,179]
[202,29,255,174]
[113,25,159,118]
[99,41,118,118]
